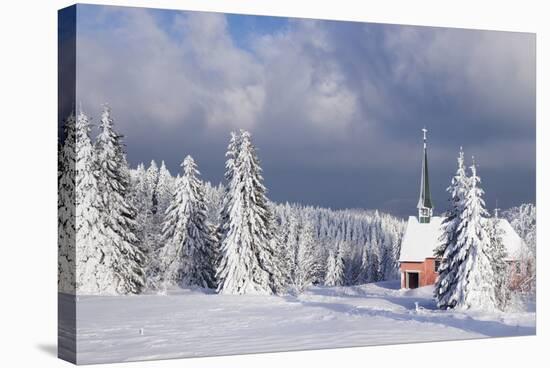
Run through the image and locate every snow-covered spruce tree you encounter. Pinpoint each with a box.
[204,182,225,276]
[143,160,172,288]
[133,163,147,196]
[73,110,108,293]
[159,156,217,289]
[129,160,159,266]
[120,154,133,192]
[434,147,469,308]
[367,230,382,283]
[281,206,300,288]
[128,162,162,289]
[216,131,241,248]
[388,221,403,280]
[313,238,328,285]
[325,244,345,287]
[439,161,497,310]
[266,210,286,294]
[128,163,151,240]
[341,240,360,286]
[486,215,510,309]
[129,164,151,248]
[156,160,174,218]
[378,218,400,281]
[292,217,320,292]
[272,219,293,290]
[94,105,145,294]
[58,112,77,293]
[356,243,370,285]
[379,236,394,281]
[269,210,289,282]
[217,130,280,295]
[214,131,241,288]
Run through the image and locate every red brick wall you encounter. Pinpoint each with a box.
[399,258,440,288]
[423,258,439,286]
[400,259,531,291]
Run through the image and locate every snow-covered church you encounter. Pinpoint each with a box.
[398,129,523,289]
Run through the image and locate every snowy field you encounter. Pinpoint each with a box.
[61,281,535,365]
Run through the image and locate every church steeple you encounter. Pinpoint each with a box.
[417,128,433,223]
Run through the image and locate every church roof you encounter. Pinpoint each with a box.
[399,216,523,262]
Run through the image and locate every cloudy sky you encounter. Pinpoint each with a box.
[69,4,535,218]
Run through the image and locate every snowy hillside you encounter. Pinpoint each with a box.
[62,282,535,364]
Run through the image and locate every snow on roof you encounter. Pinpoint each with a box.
[399,216,523,262]
[399,216,444,262]
[496,218,524,260]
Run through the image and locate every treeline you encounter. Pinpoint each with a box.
[200,189,405,292]
[59,106,535,299]
[58,106,405,295]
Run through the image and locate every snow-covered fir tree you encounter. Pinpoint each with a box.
[437,160,497,310]
[366,230,381,283]
[73,110,109,293]
[129,164,151,248]
[216,131,241,256]
[270,209,293,290]
[133,163,147,191]
[266,214,286,294]
[203,181,225,274]
[325,244,345,287]
[356,244,370,285]
[434,147,469,308]
[280,206,300,288]
[292,217,320,292]
[378,217,401,281]
[156,160,174,217]
[129,162,163,289]
[159,156,217,289]
[217,130,280,295]
[94,105,145,294]
[58,112,77,293]
[387,221,403,280]
[379,236,394,281]
[341,240,360,285]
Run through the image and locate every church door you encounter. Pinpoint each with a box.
[407,272,419,289]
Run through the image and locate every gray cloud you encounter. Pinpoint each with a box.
[75,6,535,217]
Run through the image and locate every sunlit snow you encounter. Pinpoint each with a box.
[60,281,535,364]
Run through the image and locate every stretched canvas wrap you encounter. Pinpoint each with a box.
[58,3,537,365]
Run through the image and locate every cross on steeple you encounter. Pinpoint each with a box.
[417,127,433,223]
[422,127,427,145]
